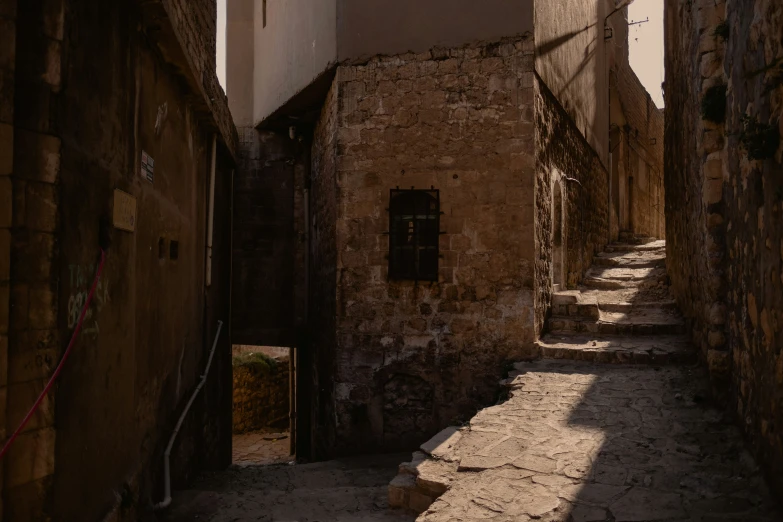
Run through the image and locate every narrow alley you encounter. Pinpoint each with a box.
[389,240,781,521]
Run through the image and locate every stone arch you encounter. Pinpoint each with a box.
[552,180,565,288]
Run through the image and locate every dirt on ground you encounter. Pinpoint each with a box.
[160,453,415,522]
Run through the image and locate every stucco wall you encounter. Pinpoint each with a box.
[316,36,538,456]
[252,0,338,125]
[534,0,610,167]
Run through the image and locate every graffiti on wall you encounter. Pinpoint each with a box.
[68,263,110,335]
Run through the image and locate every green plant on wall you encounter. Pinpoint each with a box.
[701,84,727,124]
[739,115,780,161]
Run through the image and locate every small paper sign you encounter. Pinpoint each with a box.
[141,150,154,183]
[113,189,137,232]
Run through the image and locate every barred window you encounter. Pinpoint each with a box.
[388,189,440,281]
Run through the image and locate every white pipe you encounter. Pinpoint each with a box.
[153,320,224,511]
[206,134,217,287]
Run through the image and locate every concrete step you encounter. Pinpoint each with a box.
[537,333,697,365]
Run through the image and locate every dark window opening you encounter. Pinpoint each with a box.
[262,0,267,27]
[158,237,166,260]
[388,189,440,281]
[170,240,179,260]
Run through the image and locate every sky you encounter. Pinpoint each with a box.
[628,0,665,108]
[215,0,665,108]
[217,0,227,89]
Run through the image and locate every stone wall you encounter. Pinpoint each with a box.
[233,355,290,433]
[313,36,539,455]
[2,0,236,520]
[664,0,726,387]
[722,0,783,498]
[614,65,665,239]
[4,0,65,519]
[536,76,610,296]
[0,1,14,519]
[309,79,339,458]
[232,129,302,347]
[665,0,783,498]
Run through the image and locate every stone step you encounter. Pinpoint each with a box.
[593,252,665,268]
[603,240,666,253]
[599,300,679,313]
[537,333,697,365]
[585,266,666,283]
[548,309,686,336]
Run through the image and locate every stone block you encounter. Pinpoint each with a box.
[5,426,55,488]
[703,178,723,205]
[25,182,58,232]
[0,334,7,387]
[7,379,54,432]
[0,283,8,334]
[0,122,12,175]
[388,473,415,508]
[8,347,56,384]
[28,284,56,329]
[420,427,462,461]
[14,130,60,183]
[0,228,9,281]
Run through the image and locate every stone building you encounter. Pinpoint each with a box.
[664,0,783,498]
[0,0,236,520]
[226,0,664,459]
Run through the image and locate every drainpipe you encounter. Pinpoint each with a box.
[206,134,217,287]
[154,320,224,511]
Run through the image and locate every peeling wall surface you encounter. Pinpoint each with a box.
[2,0,235,520]
[308,37,539,456]
[665,0,783,498]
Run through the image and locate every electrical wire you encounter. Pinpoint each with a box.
[0,248,107,461]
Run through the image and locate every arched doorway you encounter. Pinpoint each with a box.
[553,181,565,289]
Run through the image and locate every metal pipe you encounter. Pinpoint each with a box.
[154,320,224,511]
[206,135,217,287]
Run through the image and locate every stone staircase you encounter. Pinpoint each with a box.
[539,239,696,365]
[388,239,700,515]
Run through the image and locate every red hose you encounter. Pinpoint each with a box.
[0,248,107,460]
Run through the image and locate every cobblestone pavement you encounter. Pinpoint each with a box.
[394,362,780,521]
[163,453,415,522]
[233,430,292,466]
[391,241,781,521]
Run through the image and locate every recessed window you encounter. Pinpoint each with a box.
[170,240,179,260]
[388,189,440,281]
[158,237,166,259]
[262,0,267,27]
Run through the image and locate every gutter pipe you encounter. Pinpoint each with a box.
[153,319,224,511]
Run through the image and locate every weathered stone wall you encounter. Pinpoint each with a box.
[316,36,538,455]
[232,129,302,347]
[4,0,65,519]
[536,77,610,295]
[722,0,783,498]
[0,1,14,519]
[233,355,290,433]
[309,79,340,458]
[665,0,783,498]
[614,65,665,239]
[2,0,236,520]
[664,0,726,385]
